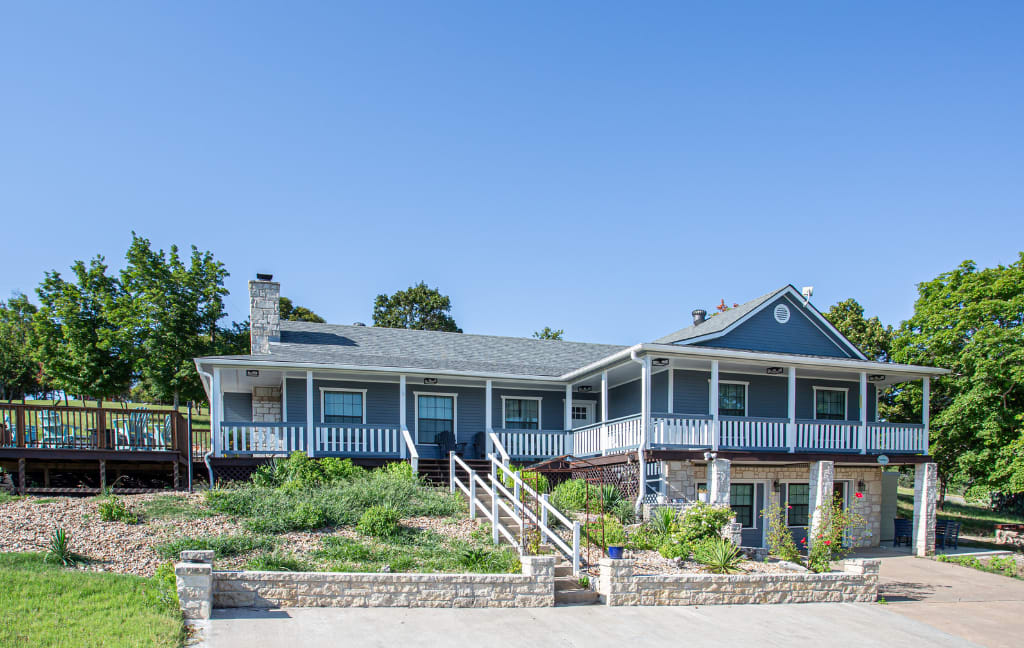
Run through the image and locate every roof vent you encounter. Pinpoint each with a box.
[352,322,366,327]
[256,273,274,281]
[691,309,707,325]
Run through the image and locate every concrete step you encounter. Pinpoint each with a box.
[554,565,573,577]
[554,589,600,606]
[555,577,583,592]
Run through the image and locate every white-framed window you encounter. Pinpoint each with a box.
[698,481,758,528]
[501,396,541,430]
[718,381,748,417]
[320,388,366,424]
[783,481,850,528]
[813,386,848,421]
[415,392,457,445]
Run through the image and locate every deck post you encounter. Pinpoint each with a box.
[787,367,797,452]
[667,367,674,414]
[173,459,180,490]
[212,367,222,458]
[96,406,107,449]
[44,467,50,488]
[564,384,573,433]
[99,459,106,491]
[305,371,314,458]
[859,372,868,454]
[922,377,930,454]
[637,356,651,511]
[485,379,493,455]
[710,360,720,452]
[15,407,25,448]
[17,458,26,494]
[600,371,608,455]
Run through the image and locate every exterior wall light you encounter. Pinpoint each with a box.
[765,367,784,375]
[577,385,593,393]
[423,378,438,385]
[867,374,886,382]
[652,358,670,367]
[245,370,260,377]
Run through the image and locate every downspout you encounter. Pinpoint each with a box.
[197,368,216,489]
[629,350,649,513]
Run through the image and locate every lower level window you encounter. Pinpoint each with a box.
[731,484,755,527]
[417,395,454,445]
[786,483,810,526]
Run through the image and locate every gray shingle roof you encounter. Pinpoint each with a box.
[651,286,790,344]
[199,321,627,377]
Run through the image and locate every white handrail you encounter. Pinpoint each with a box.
[488,431,510,465]
[401,426,418,473]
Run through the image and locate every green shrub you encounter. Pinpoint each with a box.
[246,551,313,572]
[658,538,691,559]
[673,502,734,545]
[154,534,276,559]
[502,466,550,494]
[44,528,85,567]
[693,537,744,574]
[583,514,626,549]
[357,504,402,539]
[651,507,678,536]
[98,496,139,524]
[251,452,366,490]
[805,495,867,573]
[315,537,377,562]
[764,501,800,563]
[551,479,589,511]
[149,562,179,610]
[625,523,662,551]
[611,498,636,525]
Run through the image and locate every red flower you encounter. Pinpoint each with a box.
[855,492,864,499]
[787,505,792,509]
[800,538,806,543]
[824,540,831,545]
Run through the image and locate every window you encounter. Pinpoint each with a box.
[417,394,454,445]
[698,482,756,528]
[322,390,364,424]
[719,383,747,417]
[815,388,847,421]
[503,398,540,430]
[786,483,809,527]
[731,484,755,527]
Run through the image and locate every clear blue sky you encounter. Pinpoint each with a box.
[2,2,1021,345]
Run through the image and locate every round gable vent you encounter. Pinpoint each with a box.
[773,304,791,324]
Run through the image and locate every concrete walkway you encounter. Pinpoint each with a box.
[205,603,975,648]
[876,551,1024,648]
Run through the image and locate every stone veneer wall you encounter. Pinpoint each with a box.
[661,461,882,548]
[251,385,283,422]
[598,558,880,606]
[176,551,555,618]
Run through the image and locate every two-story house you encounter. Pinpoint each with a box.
[195,276,946,555]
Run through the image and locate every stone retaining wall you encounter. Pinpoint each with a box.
[175,551,555,618]
[598,558,880,606]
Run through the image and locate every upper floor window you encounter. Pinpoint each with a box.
[322,389,365,424]
[814,387,847,421]
[719,382,747,417]
[503,397,540,430]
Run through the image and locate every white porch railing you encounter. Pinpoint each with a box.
[219,422,307,455]
[400,427,419,473]
[314,424,403,456]
[796,420,860,452]
[651,414,713,447]
[719,416,789,450]
[572,421,603,457]
[868,422,927,453]
[494,429,572,461]
[603,415,644,453]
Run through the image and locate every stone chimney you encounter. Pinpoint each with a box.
[249,274,280,354]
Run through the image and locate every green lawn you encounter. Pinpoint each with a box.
[897,486,1024,537]
[0,553,183,648]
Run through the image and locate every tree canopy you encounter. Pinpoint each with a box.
[372,282,461,332]
[824,298,893,362]
[0,294,42,400]
[533,327,564,340]
[279,297,325,323]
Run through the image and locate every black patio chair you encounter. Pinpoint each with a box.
[936,520,961,550]
[893,518,913,547]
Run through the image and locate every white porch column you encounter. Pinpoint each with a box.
[859,372,868,454]
[637,356,652,510]
[787,367,797,453]
[600,371,608,455]
[281,377,288,421]
[922,377,930,454]
[305,371,314,457]
[212,367,222,457]
[707,458,731,508]
[913,462,938,556]
[710,360,720,452]
[564,384,573,432]
[485,379,493,455]
[667,368,674,414]
[808,460,835,550]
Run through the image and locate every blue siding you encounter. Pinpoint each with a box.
[651,370,669,412]
[694,295,855,358]
[609,379,641,419]
[672,370,709,415]
[284,378,306,422]
[223,392,252,421]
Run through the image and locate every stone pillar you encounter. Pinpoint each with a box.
[913,462,938,557]
[249,277,281,355]
[707,458,731,508]
[519,555,556,607]
[598,558,638,606]
[721,522,743,546]
[251,386,283,422]
[808,460,834,548]
[176,550,214,620]
[843,558,881,602]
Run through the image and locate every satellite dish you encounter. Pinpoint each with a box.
[877,455,890,466]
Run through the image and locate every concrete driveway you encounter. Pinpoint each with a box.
[204,602,975,648]
[876,551,1024,648]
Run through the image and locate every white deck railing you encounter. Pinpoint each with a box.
[603,415,644,453]
[651,415,713,447]
[314,424,403,456]
[868,422,927,453]
[571,421,603,457]
[796,420,860,452]
[494,429,572,460]
[719,416,789,450]
[219,422,307,455]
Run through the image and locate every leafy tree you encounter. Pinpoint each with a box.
[533,327,564,340]
[824,298,893,361]
[372,282,461,332]
[890,254,1024,497]
[279,297,325,323]
[215,320,252,356]
[0,294,43,400]
[119,234,230,407]
[33,257,134,403]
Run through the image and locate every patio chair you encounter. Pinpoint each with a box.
[893,518,913,547]
[936,520,961,550]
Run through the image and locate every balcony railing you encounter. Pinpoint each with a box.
[217,422,414,460]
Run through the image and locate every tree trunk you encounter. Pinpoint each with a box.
[173,391,180,410]
[938,476,947,511]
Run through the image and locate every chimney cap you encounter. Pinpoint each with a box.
[256,273,274,281]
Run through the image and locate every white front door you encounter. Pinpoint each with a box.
[570,401,595,429]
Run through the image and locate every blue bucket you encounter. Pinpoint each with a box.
[607,546,624,560]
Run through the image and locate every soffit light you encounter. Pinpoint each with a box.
[423,378,438,385]
[765,367,784,375]
[867,374,886,382]
[652,358,670,367]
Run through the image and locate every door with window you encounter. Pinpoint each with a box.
[783,481,849,547]
[570,402,595,429]
[698,481,766,547]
